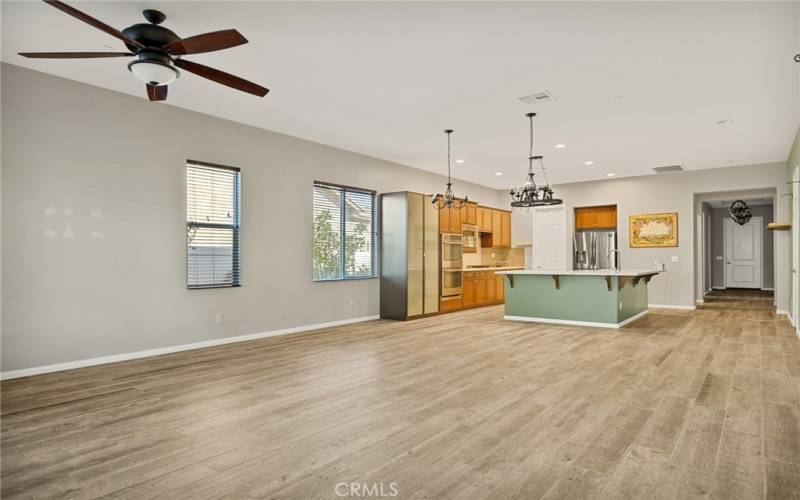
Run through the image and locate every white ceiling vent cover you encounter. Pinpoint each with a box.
[518,91,557,105]
[652,164,684,174]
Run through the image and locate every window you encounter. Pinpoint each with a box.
[186,161,241,288]
[313,181,377,281]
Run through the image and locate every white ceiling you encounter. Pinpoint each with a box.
[3,1,799,189]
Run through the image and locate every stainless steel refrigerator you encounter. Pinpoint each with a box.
[574,230,617,270]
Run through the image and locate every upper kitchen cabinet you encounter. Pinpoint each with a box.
[492,210,511,247]
[574,205,617,230]
[461,201,477,226]
[500,211,511,247]
[437,199,463,234]
[476,207,512,247]
[477,207,492,232]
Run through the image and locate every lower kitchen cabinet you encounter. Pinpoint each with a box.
[496,275,504,301]
[440,296,462,312]
[461,271,505,310]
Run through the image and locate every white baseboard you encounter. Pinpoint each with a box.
[0,315,380,380]
[761,287,774,291]
[648,304,697,310]
[713,286,726,290]
[504,310,649,329]
[696,299,705,305]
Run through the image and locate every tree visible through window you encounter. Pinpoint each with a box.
[313,182,376,281]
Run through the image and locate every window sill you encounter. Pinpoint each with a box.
[313,276,378,283]
[188,284,242,290]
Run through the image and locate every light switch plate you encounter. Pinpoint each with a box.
[671,256,679,263]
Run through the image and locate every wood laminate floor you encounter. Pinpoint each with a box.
[2,300,799,499]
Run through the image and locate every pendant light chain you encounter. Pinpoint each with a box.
[432,129,467,210]
[447,129,452,184]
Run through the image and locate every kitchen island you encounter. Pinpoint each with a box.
[495,269,661,328]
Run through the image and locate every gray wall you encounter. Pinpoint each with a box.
[710,205,774,289]
[504,164,790,309]
[1,64,503,372]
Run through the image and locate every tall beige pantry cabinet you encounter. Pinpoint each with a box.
[380,192,440,319]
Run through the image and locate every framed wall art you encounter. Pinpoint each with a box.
[629,212,678,248]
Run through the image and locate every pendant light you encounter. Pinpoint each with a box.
[432,129,468,210]
[729,200,752,225]
[510,113,562,208]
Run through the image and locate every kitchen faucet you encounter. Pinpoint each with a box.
[610,249,621,272]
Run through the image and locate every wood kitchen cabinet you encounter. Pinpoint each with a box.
[437,202,463,234]
[462,276,476,307]
[475,276,487,303]
[500,211,511,247]
[461,201,477,226]
[477,207,492,232]
[496,275,505,301]
[461,271,506,310]
[491,211,502,240]
[574,205,617,230]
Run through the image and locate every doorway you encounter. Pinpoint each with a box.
[695,193,776,306]
[723,216,763,289]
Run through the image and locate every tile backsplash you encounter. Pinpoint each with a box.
[464,246,525,267]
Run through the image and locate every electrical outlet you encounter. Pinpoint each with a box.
[619,301,623,311]
[349,299,354,307]
[216,312,224,324]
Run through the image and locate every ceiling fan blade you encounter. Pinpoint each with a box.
[174,58,268,97]
[146,84,168,101]
[19,51,134,58]
[164,29,248,56]
[43,0,144,49]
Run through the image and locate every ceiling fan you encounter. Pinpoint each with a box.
[18,0,269,102]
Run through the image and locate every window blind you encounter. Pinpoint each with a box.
[313,181,377,281]
[186,161,241,288]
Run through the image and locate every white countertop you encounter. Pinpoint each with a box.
[495,268,662,277]
[463,266,524,272]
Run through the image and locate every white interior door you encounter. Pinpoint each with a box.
[724,216,763,289]
[533,206,567,270]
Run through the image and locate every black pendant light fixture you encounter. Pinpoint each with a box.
[432,129,468,210]
[510,113,562,208]
[729,200,752,225]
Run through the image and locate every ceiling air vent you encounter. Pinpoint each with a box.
[517,91,557,105]
[652,164,684,174]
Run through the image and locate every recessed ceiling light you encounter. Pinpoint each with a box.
[455,159,465,164]
[555,144,566,149]
[584,160,595,166]
[494,172,503,176]
[716,118,734,125]
[607,173,616,177]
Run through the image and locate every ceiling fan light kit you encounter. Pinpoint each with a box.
[19,1,268,101]
[128,55,179,86]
